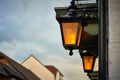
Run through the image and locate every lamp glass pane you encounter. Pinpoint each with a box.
[62,22,79,45]
[77,23,83,46]
[83,56,94,71]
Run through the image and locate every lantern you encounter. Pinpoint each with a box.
[59,20,84,49]
[80,50,97,72]
[56,0,86,55]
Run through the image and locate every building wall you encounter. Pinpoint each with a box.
[22,56,54,80]
[56,71,63,80]
[109,0,120,80]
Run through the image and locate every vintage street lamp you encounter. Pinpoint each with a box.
[55,0,99,79]
[56,0,87,56]
[80,50,97,73]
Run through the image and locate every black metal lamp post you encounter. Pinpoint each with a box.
[80,50,97,73]
[56,0,87,56]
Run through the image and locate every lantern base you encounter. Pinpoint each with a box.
[69,50,73,56]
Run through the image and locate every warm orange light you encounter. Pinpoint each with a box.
[62,22,80,45]
[70,33,75,44]
[83,56,93,70]
[85,61,91,70]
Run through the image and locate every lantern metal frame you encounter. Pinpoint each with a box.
[59,20,83,48]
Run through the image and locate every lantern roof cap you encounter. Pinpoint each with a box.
[80,50,97,57]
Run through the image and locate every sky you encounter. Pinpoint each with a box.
[0,0,97,80]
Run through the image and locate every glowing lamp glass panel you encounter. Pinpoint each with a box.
[62,22,83,46]
[77,25,83,46]
[83,56,94,71]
